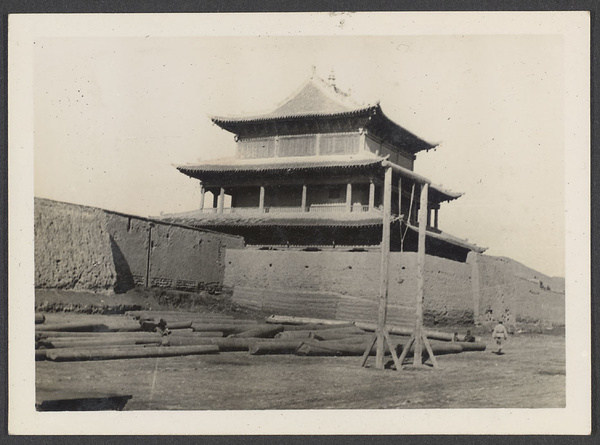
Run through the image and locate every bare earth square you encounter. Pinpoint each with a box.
[36,325,564,410]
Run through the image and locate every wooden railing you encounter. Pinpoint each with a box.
[266,206,305,213]
[191,205,376,215]
[308,204,347,213]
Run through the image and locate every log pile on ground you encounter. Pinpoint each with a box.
[35,311,486,364]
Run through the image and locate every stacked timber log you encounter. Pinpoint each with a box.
[34,311,252,361]
[258,315,487,359]
[35,311,486,364]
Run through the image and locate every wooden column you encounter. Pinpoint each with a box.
[414,183,429,365]
[409,183,416,224]
[369,180,375,211]
[346,183,352,212]
[301,185,307,211]
[359,128,367,152]
[199,182,205,210]
[315,134,321,156]
[410,187,416,223]
[398,177,403,217]
[375,167,392,369]
[259,186,265,212]
[217,187,225,214]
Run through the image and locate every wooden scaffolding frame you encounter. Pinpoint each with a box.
[361,166,438,370]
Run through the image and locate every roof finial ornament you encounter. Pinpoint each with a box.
[311,65,317,78]
[328,69,336,86]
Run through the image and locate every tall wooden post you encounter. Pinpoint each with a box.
[369,180,375,211]
[414,183,429,365]
[346,183,353,213]
[145,223,154,288]
[199,182,205,210]
[217,187,225,214]
[470,252,481,319]
[375,167,392,369]
[301,185,307,211]
[259,186,265,212]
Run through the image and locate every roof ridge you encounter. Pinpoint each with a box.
[211,74,374,122]
[304,75,367,109]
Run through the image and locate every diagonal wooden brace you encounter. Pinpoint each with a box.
[397,334,415,369]
[421,334,438,368]
[383,331,401,370]
[361,329,403,371]
[360,334,377,368]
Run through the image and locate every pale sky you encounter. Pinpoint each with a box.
[32,27,566,277]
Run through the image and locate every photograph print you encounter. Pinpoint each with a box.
[8,11,591,435]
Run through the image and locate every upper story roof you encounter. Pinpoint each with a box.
[211,75,436,155]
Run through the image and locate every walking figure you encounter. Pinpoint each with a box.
[492,320,508,354]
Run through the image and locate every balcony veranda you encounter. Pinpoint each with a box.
[196,203,373,215]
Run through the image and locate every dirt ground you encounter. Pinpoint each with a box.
[35,313,565,410]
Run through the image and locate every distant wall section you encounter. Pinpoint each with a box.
[473,254,565,324]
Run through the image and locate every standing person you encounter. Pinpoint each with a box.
[492,320,508,354]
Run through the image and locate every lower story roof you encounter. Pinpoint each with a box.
[161,211,485,254]
[163,211,386,228]
[403,222,487,254]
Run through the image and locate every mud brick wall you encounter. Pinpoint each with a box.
[224,250,474,326]
[224,250,564,326]
[105,215,149,289]
[35,198,118,292]
[106,212,244,292]
[35,198,244,293]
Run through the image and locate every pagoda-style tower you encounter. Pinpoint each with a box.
[170,75,485,261]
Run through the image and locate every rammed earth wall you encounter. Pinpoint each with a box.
[224,250,565,326]
[35,198,244,293]
[105,211,243,292]
[35,199,117,292]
